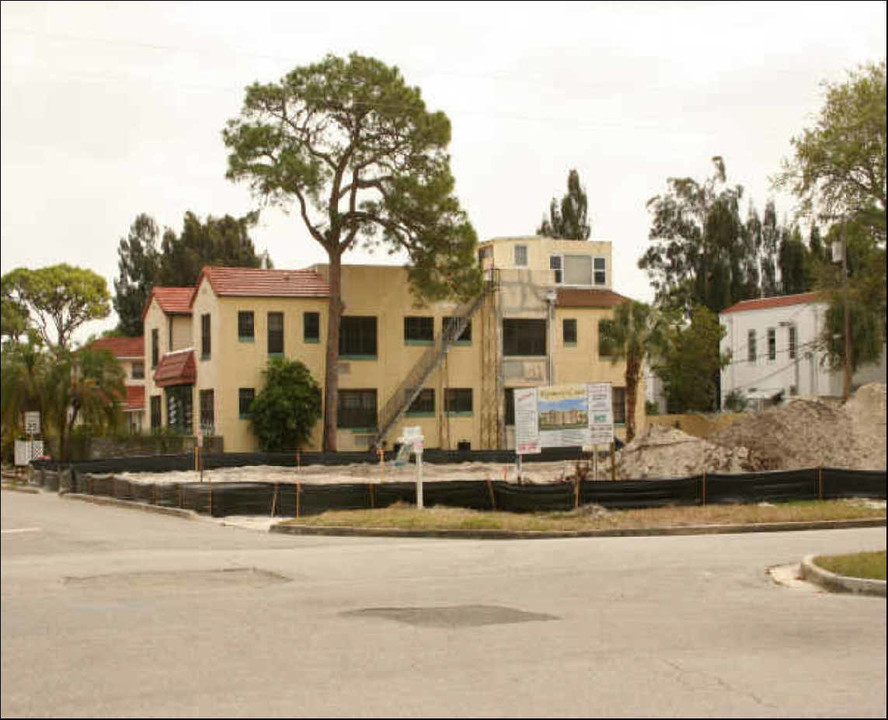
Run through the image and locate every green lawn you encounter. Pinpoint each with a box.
[813,550,887,580]
[279,498,885,533]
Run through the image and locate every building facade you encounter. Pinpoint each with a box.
[142,236,644,452]
[88,335,145,432]
[719,292,887,410]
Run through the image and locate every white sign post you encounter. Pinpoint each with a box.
[399,426,425,509]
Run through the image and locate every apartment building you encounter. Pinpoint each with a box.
[88,335,146,433]
[142,236,643,452]
[719,292,887,409]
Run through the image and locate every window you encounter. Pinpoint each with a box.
[131,361,145,380]
[445,388,473,414]
[788,325,797,360]
[404,316,434,344]
[339,316,377,357]
[406,388,435,415]
[443,316,471,343]
[238,388,255,419]
[503,319,547,356]
[337,389,377,429]
[748,330,757,363]
[514,244,528,267]
[594,257,606,285]
[612,387,626,425]
[563,318,577,345]
[505,388,515,426]
[550,255,563,284]
[304,312,320,343]
[201,314,211,359]
[150,395,161,429]
[767,327,776,361]
[199,389,214,432]
[598,319,617,358]
[478,246,492,263]
[151,329,159,368]
[268,312,284,355]
[238,311,254,341]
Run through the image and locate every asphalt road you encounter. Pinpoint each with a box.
[2,489,885,718]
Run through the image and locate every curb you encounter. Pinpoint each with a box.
[800,554,887,597]
[269,517,887,540]
[1,483,40,494]
[61,493,196,520]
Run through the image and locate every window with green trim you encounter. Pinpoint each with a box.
[339,316,377,358]
[337,389,377,429]
[238,388,255,419]
[304,312,320,343]
[238,311,254,341]
[406,388,435,415]
[445,388,473,414]
[267,312,284,354]
[404,316,433,343]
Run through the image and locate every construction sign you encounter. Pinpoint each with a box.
[515,383,614,453]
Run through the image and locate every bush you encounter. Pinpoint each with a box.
[248,357,321,452]
[724,390,748,413]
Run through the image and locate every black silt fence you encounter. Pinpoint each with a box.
[423,480,496,511]
[492,482,575,513]
[702,469,821,505]
[582,477,699,509]
[821,468,887,500]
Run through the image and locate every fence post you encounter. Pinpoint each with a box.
[270,482,279,518]
[574,476,580,509]
[296,481,301,518]
[486,478,496,511]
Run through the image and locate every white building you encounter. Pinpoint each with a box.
[719,292,886,410]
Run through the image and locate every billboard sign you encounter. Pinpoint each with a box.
[514,383,614,453]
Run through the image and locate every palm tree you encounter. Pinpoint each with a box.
[600,300,664,443]
[1,335,49,442]
[45,347,125,461]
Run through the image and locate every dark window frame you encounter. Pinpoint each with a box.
[339,316,377,358]
[238,311,255,342]
[406,388,435,416]
[503,319,547,357]
[131,361,145,380]
[788,325,797,360]
[444,388,473,415]
[612,386,627,425]
[337,389,378,429]
[443,316,472,344]
[767,327,776,361]
[748,330,757,363]
[150,395,161,429]
[304,312,320,343]
[238,388,255,419]
[404,316,434,344]
[151,328,159,368]
[201,314,211,359]
[267,312,284,355]
[199,389,214,431]
[563,318,577,345]
[505,388,515,426]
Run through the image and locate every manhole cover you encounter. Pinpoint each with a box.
[342,604,558,628]
[64,567,289,591]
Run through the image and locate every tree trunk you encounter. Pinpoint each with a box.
[625,355,641,444]
[322,252,343,452]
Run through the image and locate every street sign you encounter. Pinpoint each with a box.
[24,411,40,435]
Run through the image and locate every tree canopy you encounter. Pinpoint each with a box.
[1,265,111,351]
[223,52,481,450]
[536,169,591,240]
[113,211,269,336]
[775,60,886,241]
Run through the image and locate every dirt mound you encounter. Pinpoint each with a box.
[616,424,761,479]
[709,384,886,471]
[618,383,886,477]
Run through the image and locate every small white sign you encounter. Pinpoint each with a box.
[24,411,40,435]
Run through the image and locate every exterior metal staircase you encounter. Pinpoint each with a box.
[372,279,495,449]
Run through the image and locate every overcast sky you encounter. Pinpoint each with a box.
[2,1,885,344]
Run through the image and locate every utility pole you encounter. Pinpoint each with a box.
[840,234,852,401]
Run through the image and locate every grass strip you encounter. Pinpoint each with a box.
[280,498,885,533]
[813,550,886,581]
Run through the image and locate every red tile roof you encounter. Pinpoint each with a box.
[720,292,824,315]
[124,385,145,411]
[555,288,632,308]
[153,349,196,387]
[196,266,329,301]
[142,287,196,320]
[89,336,144,359]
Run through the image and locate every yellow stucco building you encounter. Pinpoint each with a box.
[141,236,644,452]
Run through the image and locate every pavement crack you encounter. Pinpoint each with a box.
[658,657,777,709]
